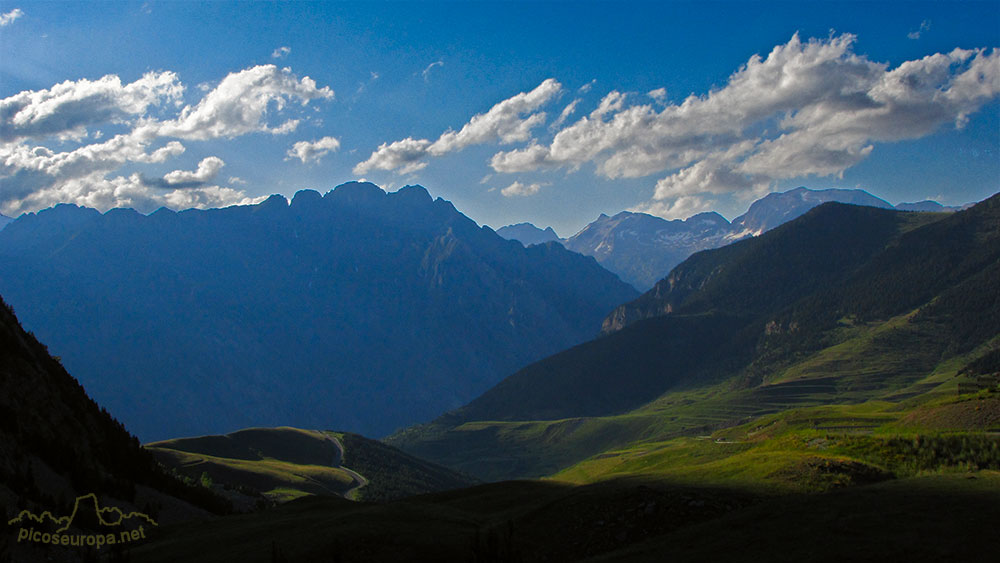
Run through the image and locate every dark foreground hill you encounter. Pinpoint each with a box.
[0,182,637,441]
[389,195,1000,480]
[0,295,228,561]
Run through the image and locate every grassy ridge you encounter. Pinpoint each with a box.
[554,396,1000,490]
[148,426,477,505]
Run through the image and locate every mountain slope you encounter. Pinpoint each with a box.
[389,196,999,480]
[0,182,637,441]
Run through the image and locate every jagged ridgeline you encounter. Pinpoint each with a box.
[391,195,1000,480]
[0,182,637,441]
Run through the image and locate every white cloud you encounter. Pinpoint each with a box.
[0,64,334,215]
[154,65,333,140]
[632,194,717,219]
[353,138,432,175]
[579,79,596,93]
[272,46,291,59]
[0,8,23,26]
[286,136,341,163]
[228,176,246,185]
[355,78,561,174]
[487,34,1000,219]
[489,142,553,173]
[0,171,262,216]
[500,180,544,197]
[162,156,225,185]
[1,71,184,142]
[422,60,444,82]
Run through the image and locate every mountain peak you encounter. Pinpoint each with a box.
[496,222,562,246]
[325,181,386,205]
[291,189,323,208]
[393,184,433,204]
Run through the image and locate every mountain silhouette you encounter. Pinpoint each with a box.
[0,182,637,440]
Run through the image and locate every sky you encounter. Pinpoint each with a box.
[0,1,998,236]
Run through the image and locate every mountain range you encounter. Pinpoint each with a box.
[390,194,1000,480]
[498,187,962,290]
[0,213,11,231]
[0,182,637,441]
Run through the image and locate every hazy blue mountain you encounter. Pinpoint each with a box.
[496,222,561,246]
[561,187,959,291]
[0,213,11,231]
[563,211,731,290]
[0,182,637,442]
[895,200,961,212]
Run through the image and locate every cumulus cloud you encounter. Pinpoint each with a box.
[488,34,1000,217]
[1,71,184,142]
[353,138,432,175]
[354,78,561,174]
[0,64,334,215]
[500,181,544,197]
[154,65,333,139]
[272,46,291,59]
[286,136,341,163]
[162,156,225,185]
[0,8,23,26]
[422,60,444,82]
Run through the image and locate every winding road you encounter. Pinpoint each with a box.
[324,433,368,499]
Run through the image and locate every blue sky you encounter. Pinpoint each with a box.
[1,1,997,236]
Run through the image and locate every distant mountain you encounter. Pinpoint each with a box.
[0,294,228,534]
[562,211,732,290]
[895,200,962,212]
[0,182,637,442]
[496,222,561,246]
[728,187,894,237]
[0,213,11,231]
[559,187,948,291]
[390,195,1000,480]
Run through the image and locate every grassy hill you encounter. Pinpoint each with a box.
[147,427,476,506]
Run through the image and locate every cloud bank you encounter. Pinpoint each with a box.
[1,65,333,215]
[484,34,999,218]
